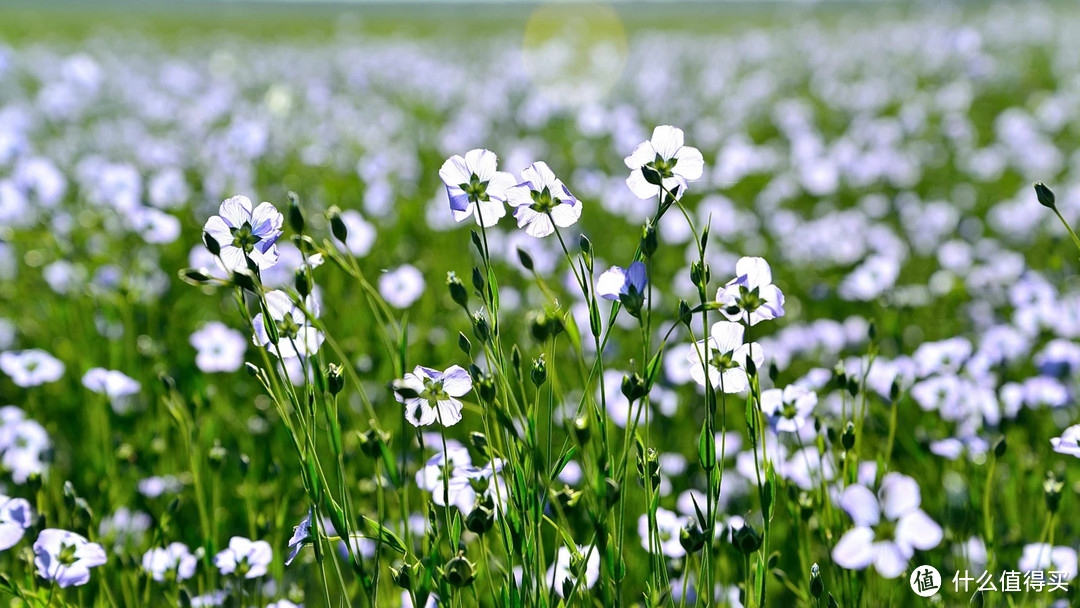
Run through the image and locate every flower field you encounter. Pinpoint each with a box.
[1,3,1079,606]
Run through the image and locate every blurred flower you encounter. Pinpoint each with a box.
[0,494,32,551]
[82,368,140,413]
[716,257,785,326]
[0,349,65,387]
[439,149,514,227]
[506,162,582,238]
[1051,424,1080,458]
[142,542,197,582]
[137,475,183,499]
[33,529,107,588]
[638,508,686,558]
[0,407,50,484]
[214,536,272,578]
[760,385,817,433]
[547,545,599,597]
[832,473,943,578]
[395,365,472,427]
[190,322,247,373]
[378,264,426,309]
[333,209,376,257]
[99,507,151,554]
[623,125,703,199]
[1018,544,1078,580]
[202,195,284,273]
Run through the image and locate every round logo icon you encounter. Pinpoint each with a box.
[910,565,941,598]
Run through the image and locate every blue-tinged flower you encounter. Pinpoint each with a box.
[623,126,704,199]
[596,261,647,316]
[252,290,324,359]
[505,162,582,238]
[33,529,107,588]
[141,542,197,582]
[379,264,426,309]
[1019,544,1078,580]
[716,257,785,326]
[1051,424,1080,458]
[439,149,515,227]
[831,473,942,579]
[395,365,472,428]
[547,545,600,597]
[0,494,33,551]
[214,536,272,579]
[415,448,507,513]
[285,508,313,566]
[202,195,284,273]
[0,408,50,484]
[0,349,65,387]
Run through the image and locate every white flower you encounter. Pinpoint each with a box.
[716,257,785,326]
[638,507,686,558]
[82,368,140,400]
[252,290,324,359]
[1018,544,1078,580]
[190,322,247,373]
[395,365,472,428]
[0,494,33,551]
[0,349,65,387]
[379,265,426,309]
[760,385,817,433]
[546,545,600,597]
[439,149,515,227]
[213,536,272,579]
[831,473,943,578]
[686,321,764,394]
[0,410,50,484]
[142,542,197,582]
[202,195,284,273]
[623,125,704,199]
[33,529,107,588]
[1051,424,1080,458]
[505,162,582,238]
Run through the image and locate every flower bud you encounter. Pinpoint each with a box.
[443,554,476,588]
[208,441,228,470]
[287,191,305,234]
[391,562,413,590]
[531,356,547,387]
[810,563,824,599]
[1034,182,1056,209]
[245,362,260,377]
[327,206,348,242]
[841,421,856,451]
[679,520,707,554]
[202,231,221,256]
[179,268,214,286]
[471,267,485,294]
[447,272,468,309]
[469,432,488,456]
[1044,472,1064,513]
[516,247,534,271]
[458,332,471,356]
[572,416,591,444]
[472,313,490,344]
[528,310,551,342]
[732,523,762,555]
[357,429,386,459]
[465,503,494,535]
[641,220,658,258]
[327,363,345,395]
[621,372,647,403]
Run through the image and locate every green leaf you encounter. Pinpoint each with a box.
[698,423,715,471]
[549,446,578,481]
[360,516,408,554]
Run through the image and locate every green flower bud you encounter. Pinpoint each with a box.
[1034,182,1056,209]
[287,191,305,234]
[327,206,348,242]
[443,554,476,588]
[447,272,468,309]
[732,523,762,555]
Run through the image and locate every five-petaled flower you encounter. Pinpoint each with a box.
[506,162,582,238]
[203,195,284,273]
[142,543,197,582]
[252,290,324,359]
[760,385,817,433]
[716,257,786,326]
[395,365,473,428]
[214,536,273,579]
[831,473,943,579]
[623,125,704,200]
[439,149,516,228]
[0,494,33,551]
[33,529,108,588]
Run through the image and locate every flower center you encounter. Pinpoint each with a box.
[461,174,489,204]
[781,402,799,419]
[649,153,677,179]
[529,186,559,213]
[709,350,738,372]
[737,285,764,314]
[58,542,78,567]
[236,556,251,576]
[422,377,449,404]
[230,222,261,254]
[276,315,302,340]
